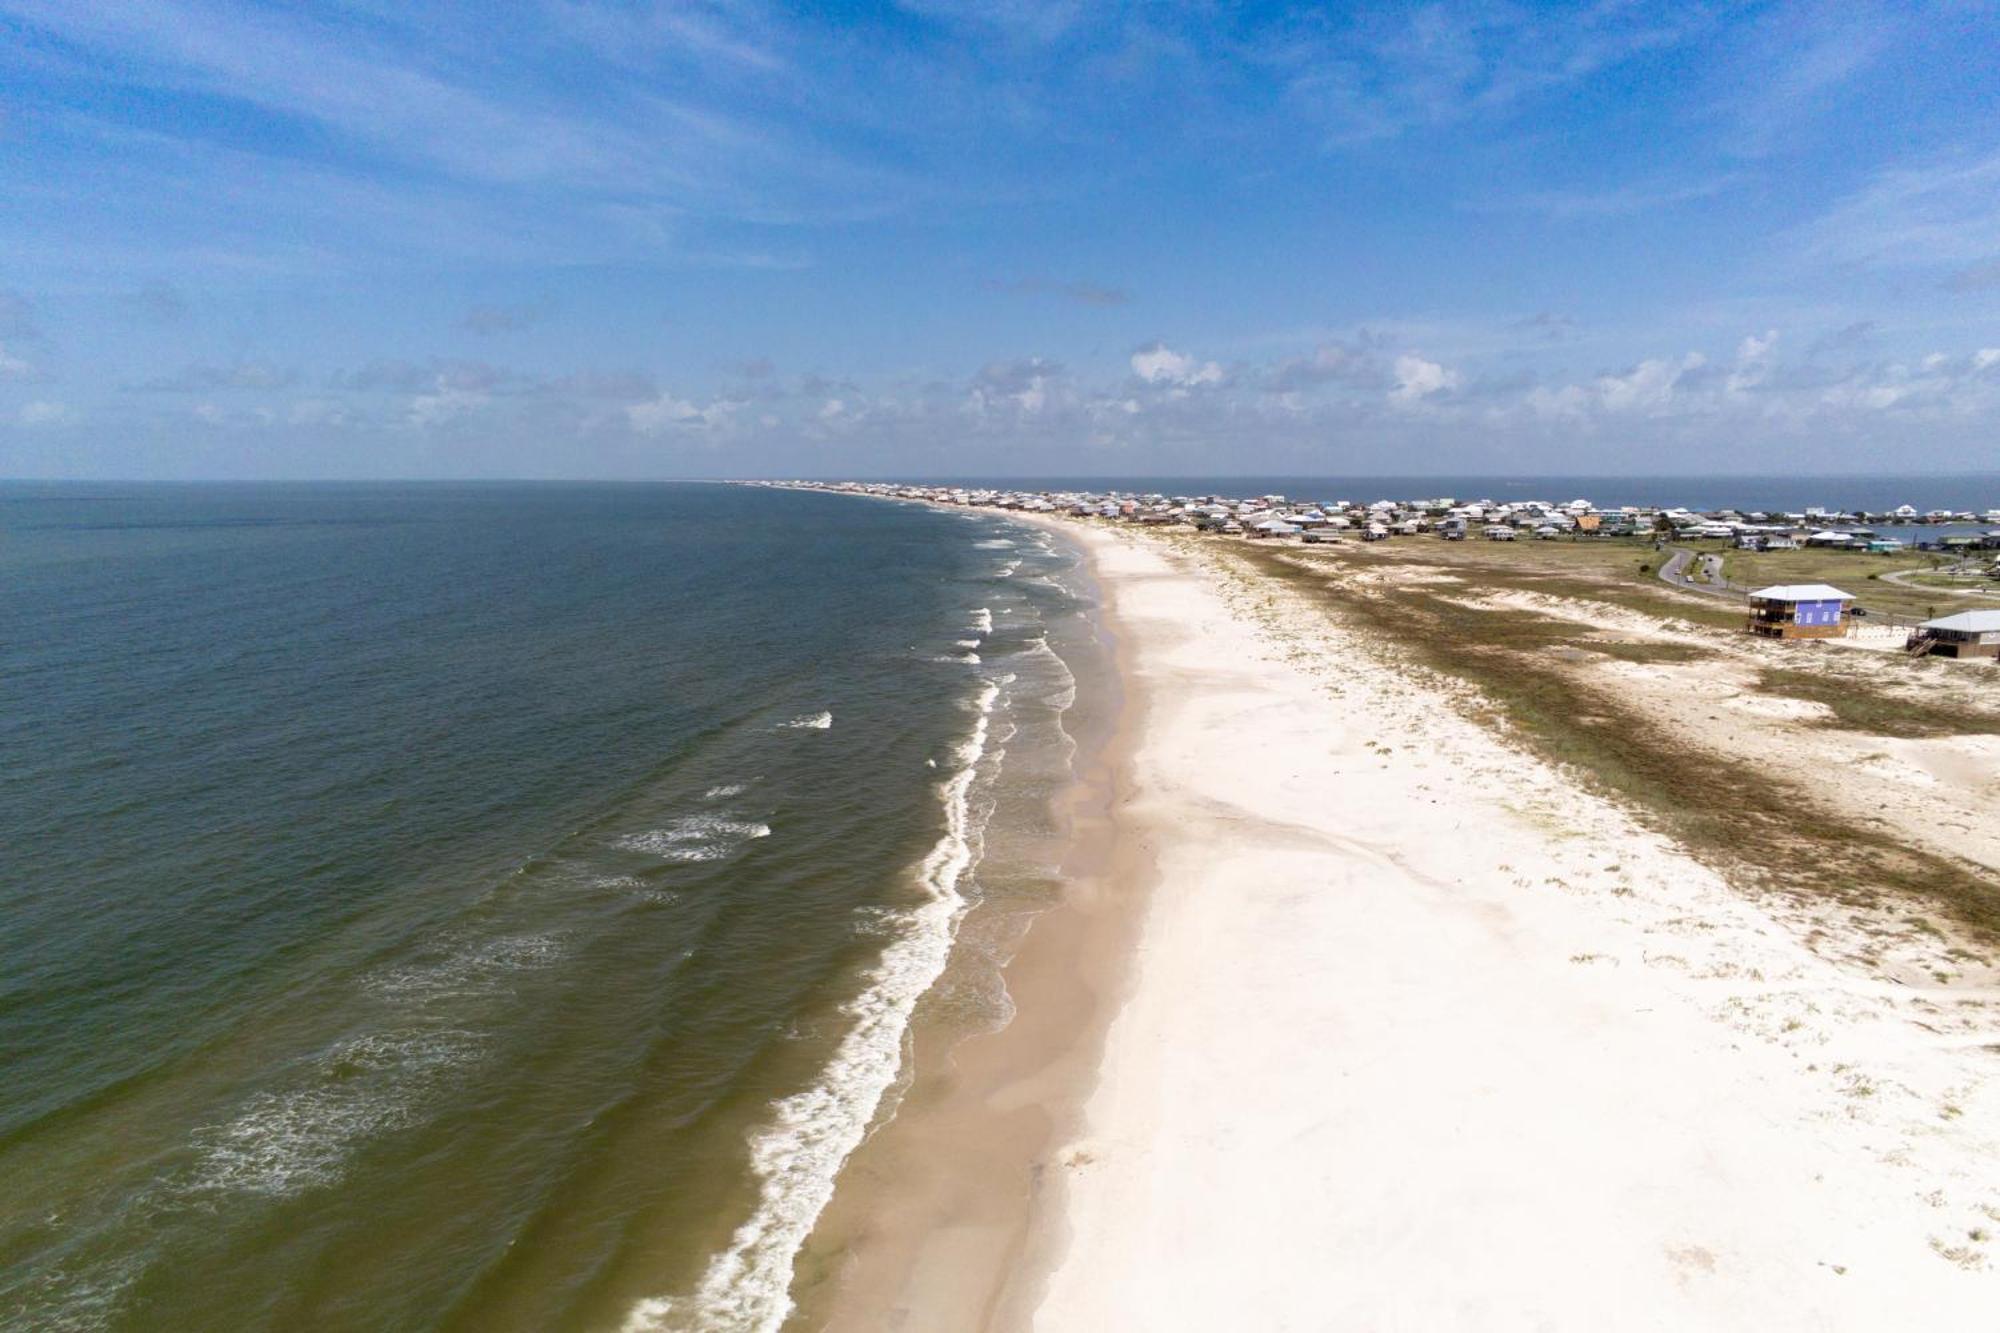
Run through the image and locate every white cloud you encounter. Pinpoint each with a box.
[406,382,488,428]
[1737,329,1779,362]
[1130,343,1223,387]
[628,391,735,433]
[1728,330,1779,392]
[0,342,33,381]
[19,400,74,426]
[1389,353,1459,403]
[1602,353,1704,413]
[965,357,1063,419]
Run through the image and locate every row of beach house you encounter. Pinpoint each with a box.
[770,482,2000,660]
[784,481,2000,554]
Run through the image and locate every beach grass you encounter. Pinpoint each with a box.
[1758,668,2000,739]
[1217,538,2000,944]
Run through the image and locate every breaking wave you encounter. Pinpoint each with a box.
[186,1029,486,1199]
[624,680,1001,1333]
[616,817,773,863]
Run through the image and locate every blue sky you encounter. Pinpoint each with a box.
[2,0,1998,479]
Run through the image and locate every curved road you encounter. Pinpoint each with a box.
[1877,566,2000,601]
[1656,546,1742,600]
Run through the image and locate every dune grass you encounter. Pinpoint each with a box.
[1218,539,2000,945]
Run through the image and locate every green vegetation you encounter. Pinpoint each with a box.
[1220,540,2000,944]
[1718,546,1970,619]
[1318,533,1749,629]
[1758,669,2000,739]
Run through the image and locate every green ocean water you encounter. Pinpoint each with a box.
[0,481,1095,1331]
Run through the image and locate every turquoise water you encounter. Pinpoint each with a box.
[0,482,1094,1331]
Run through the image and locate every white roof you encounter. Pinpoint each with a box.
[1921,610,2000,632]
[1749,584,1854,602]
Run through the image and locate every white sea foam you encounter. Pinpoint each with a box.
[187,1029,484,1198]
[366,934,565,1002]
[704,783,749,799]
[954,638,981,649]
[973,538,1015,549]
[779,711,832,730]
[617,816,772,863]
[21,1249,148,1333]
[970,608,992,634]
[624,680,1001,1333]
[995,560,1020,578]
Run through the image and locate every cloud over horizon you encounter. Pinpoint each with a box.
[1,0,1996,479]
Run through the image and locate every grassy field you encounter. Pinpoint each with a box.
[1266,532,1750,629]
[1226,528,1996,623]
[1716,546,1977,619]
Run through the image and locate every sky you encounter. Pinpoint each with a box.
[2,0,1999,480]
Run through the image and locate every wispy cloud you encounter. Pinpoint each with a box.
[987,276,1131,306]
[1711,1,1901,156]
[1484,173,1748,220]
[1791,145,2000,269]
[1270,2,1707,146]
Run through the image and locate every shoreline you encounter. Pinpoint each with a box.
[785,491,2000,1329]
[785,503,1150,1329]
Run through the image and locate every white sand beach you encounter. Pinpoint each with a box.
[1023,519,2000,1330]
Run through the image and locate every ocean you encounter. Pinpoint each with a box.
[0,482,1100,1331]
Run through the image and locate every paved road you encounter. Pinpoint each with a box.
[1877,567,2000,601]
[1656,546,1743,600]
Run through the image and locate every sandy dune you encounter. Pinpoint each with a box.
[1031,522,2000,1330]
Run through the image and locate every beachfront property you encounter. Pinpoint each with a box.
[1907,609,2000,660]
[789,482,2000,558]
[1745,584,1856,639]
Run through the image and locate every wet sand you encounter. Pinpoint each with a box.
[786,509,1150,1329]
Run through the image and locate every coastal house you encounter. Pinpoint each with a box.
[1906,610,2000,660]
[1746,584,1855,639]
